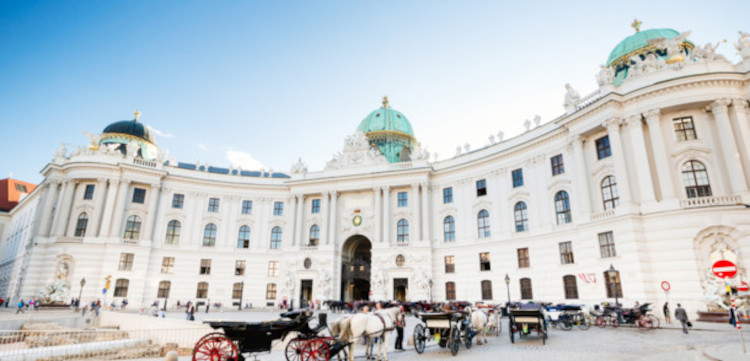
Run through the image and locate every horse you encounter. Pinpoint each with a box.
[330,306,403,361]
[466,306,489,345]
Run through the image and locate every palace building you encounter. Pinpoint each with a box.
[2,25,750,314]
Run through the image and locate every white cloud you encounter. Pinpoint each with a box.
[146,125,175,139]
[197,143,209,151]
[226,150,265,170]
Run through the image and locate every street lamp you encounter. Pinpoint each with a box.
[428,280,433,303]
[504,274,511,303]
[78,278,86,307]
[238,282,244,311]
[605,264,620,306]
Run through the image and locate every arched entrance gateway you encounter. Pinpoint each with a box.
[341,235,371,302]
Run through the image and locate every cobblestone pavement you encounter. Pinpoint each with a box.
[160,310,744,361]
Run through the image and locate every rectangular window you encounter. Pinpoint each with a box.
[118,253,134,271]
[520,278,533,300]
[517,248,530,268]
[443,187,453,204]
[273,201,284,216]
[232,282,243,299]
[444,256,455,273]
[132,188,146,204]
[598,231,617,258]
[481,280,493,300]
[311,199,321,214]
[445,282,456,301]
[266,283,277,300]
[200,259,212,275]
[512,168,524,188]
[673,116,697,141]
[476,179,487,196]
[83,184,95,200]
[596,135,611,160]
[267,261,279,277]
[397,192,408,207]
[241,200,253,214]
[479,252,491,271]
[172,193,184,209]
[208,197,220,213]
[235,260,246,276]
[551,154,565,176]
[559,241,575,264]
[161,257,175,274]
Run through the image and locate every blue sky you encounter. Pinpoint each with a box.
[1,1,747,182]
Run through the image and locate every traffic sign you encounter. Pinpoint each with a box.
[739,281,749,292]
[712,260,738,279]
[660,281,671,292]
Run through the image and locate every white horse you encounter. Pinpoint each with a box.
[466,307,489,345]
[330,307,402,361]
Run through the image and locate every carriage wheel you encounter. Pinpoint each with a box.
[463,327,472,349]
[413,324,426,354]
[541,326,547,345]
[508,321,515,344]
[193,334,239,361]
[609,315,619,328]
[647,315,660,330]
[578,316,591,331]
[300,339,330,361]
[285,337,307,361]
[449,327,460,356]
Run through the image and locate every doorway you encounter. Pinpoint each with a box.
[300,279,313,308]
[394,278,408,302]
[341,235,372,301]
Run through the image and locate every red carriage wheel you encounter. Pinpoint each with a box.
[300,338,331,361]
[193,334,239,361]
[285,337,306,361]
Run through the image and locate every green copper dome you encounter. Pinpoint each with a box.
[607,28,680,66]
[357,97,415,163]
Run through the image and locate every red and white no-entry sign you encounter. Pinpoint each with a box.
[660,281,671,292]
[738,281,749,292]
[712,260,738,279]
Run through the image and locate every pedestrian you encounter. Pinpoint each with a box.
[663,302,671,324]
[394,306,405,351]
[206,302,210,313]
[16,299,24,314]
[674,303,689,334]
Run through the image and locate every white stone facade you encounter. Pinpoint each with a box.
[2,28,750,316]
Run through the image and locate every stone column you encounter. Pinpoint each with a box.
[412,184,422,241]
[731,98,750,188]
[625,114,657,204]
[98,178,120,237]
[420,183,430,242]
[603,118,633,208]
[373,188,381,243]
[711,99,748,194]
[329,192,338,245]
[382,187,390,244]
[88,178,109,237]
[321,192,330,246]
[295,194,305,246]
[38,179,60,236]
[142,184,162,242]
[570,137,592,221]
[108,180,131,237]
[643,109,676,201]
[52,180,75,237]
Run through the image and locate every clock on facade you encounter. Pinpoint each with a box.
[352,215,362,227]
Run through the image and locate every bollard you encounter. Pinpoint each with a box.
[164,350,179,361]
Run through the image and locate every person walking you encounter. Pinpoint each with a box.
[674,303,689,334]
[394,306,405,351]
[663,302,671,324]
[16,299,24,314]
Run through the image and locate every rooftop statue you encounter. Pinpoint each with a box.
[497,130,504,142]
[735,31,750,60]
[290,157,308,175]
[596,65,614,87]
[693,41,728,63]
[648,31,691,63]
[325,131,388,170]
[533,115,541,128]
[563,83,581,113]
[523,118,531,131]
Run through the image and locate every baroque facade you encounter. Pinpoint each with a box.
[3,25,750,314]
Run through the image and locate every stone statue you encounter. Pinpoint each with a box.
[290,157,308,175]
[533,115,541,128]
[641,53,662,73]
[737,31,750,61]
[595,65,614,87]
[125,142,139,158]
[463,143,471,152]
[325,132,389,170]
[55,260,70,281]
[694,42,727,63]
[82,132,100,149]
[284,272,295,297]
[54,144,67,160]
[563,83,581,113]
[497,131,504,142]
[523,119,531,131]
[628,56,643,77]
[455,146,462,156]
[488,135,496,144]
[319,270,332,299]
[649,31,691,63]
[40,280,71,304]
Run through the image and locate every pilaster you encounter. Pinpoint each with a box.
[570,136,592,222]
[108,180,131,238]
[625,114,657,206]
[98,179,120,237]
[710,99,748,194]
[603,117,633,210]
[643,108,677,203]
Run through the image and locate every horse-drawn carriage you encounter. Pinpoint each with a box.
[508,305,548,345]
[412,312,473,356]
[192,310,349,361]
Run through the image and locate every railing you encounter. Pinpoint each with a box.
[132,158,158,168]
[575,89,606,111]
[300,244,318,250]
[591,209,615,221]
[122,239,139,245]
[680,195,742,208]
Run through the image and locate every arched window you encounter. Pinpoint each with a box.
[519,278,533,300]
[165,220,181,244]
[563,275,578,299]
[232,282,244,299]
[477,209,491,238]
[266,283,277,299]
[237,225,250,248]
[196,282,209,299]
[554,191,572,224]
[74,212,88,237]
[202,223,217,246]
[270,226,282,249]
[309,225,320,246]
[682,160,712,198]
[445,282,456,301]
[481,280,493,300]
[157,281,171,298]
[514,202,528,232]
[443,216,456,242]
[123,215,141,240]
[396,219,409,243]
[601,176,619,210]
[114,279,129,297]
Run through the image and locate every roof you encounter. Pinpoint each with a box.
[357,103,414,138]
[102,119,155,143]
[607,28,680,66]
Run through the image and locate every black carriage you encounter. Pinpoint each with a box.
[193,310,348,361]
[412,312,473,356]
[508,306,548,345]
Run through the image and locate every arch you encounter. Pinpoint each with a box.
[202,223,217,246]
[600,175,619,210]
[165,220,181,244]
[514,201,528,232]
[123,215,142,240]
[74,212,88,237]
[554,190,572,224]
[309,224,320,246]
[443,215,456,242]
[341,235,372,302]
[237,225,251,248]
[270,226,282,249]
[681,160,712,198]
[396,219,409,243]
[477,209,490,239]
